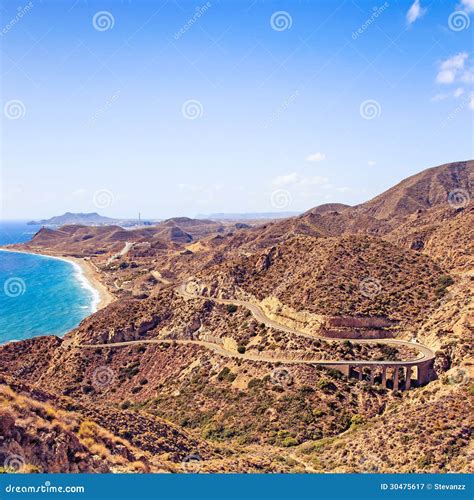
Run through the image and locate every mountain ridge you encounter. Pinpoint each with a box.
[28,212,157,228]
[1,159,472,473]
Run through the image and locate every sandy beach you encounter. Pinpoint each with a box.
[61,256,114,311]
[0,247,114,312]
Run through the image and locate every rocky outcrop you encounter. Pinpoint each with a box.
[260,296,324,334]
[0,404,111,473]
[320,328,394,340]
[320,316,397,339]
[255,247,280,273]
[324,316,397,328]
[99,315,162,344]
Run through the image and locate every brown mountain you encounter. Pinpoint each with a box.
[356,160,472,220]
[0,160,472,473]
[197,234,446,326]
[9,218,250,257]
[209,160,473,262]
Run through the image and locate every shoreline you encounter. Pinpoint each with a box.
[60,255,114,312]
[0,248,114,312]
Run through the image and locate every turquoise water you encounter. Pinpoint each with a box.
[0,221,96,343]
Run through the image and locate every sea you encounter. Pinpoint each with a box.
[0,221,98,344]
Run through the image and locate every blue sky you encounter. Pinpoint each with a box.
[1,0,473,219]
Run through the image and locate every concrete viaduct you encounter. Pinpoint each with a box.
[76,282,437,393]
[178,282,437,391]
[322,359,435,390]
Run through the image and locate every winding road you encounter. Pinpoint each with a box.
[175,283,436,367]
[77,281,436,382]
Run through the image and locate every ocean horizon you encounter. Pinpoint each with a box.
[0,221,97,344]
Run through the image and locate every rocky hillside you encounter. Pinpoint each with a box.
[356,160,472,220]
[0,379,157,473]
[209,160,472,254]
[11,218,254,257]
[295,376,473,473]
[0,160,472,474]
[198,234,448,327]
[0,340,395,468]
[386,205,473,273]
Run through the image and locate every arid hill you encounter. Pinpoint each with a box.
[0,379,154,473]
[28,212,126,227]
[210,160,472,254]
[12,218,253,257]
[294,379,473,473]
[356,160,472,220]
[0,160,472,473]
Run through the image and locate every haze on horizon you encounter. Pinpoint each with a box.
[1,0,473,220]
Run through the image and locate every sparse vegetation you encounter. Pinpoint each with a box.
[0,161,471,473]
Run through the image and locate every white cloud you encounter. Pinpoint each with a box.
[436,52,469,85]
[272,173,300,187]
[406,0,427,25]
[368,160,377,166]
[441,52,468,71]
[459,0,474,13]
[436,70,456,84]
[305,152,326,162]
[433,54,473,113]
[272,173,328,188]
